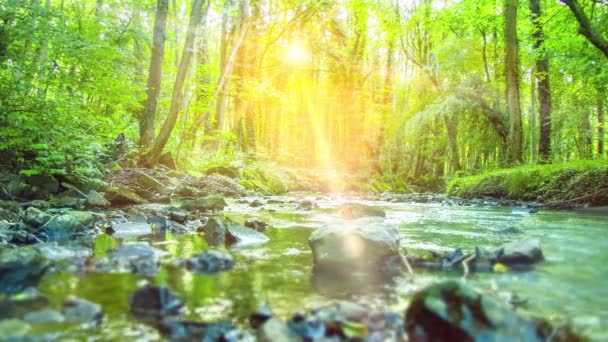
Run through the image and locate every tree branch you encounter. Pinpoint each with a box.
[561,0,608,58]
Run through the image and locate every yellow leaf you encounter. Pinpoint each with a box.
[493,263,510,273]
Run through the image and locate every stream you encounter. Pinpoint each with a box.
[27,193,608,340]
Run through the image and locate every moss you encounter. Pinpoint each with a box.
[447,160,608,204]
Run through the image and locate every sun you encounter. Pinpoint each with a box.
[286,42,309,65]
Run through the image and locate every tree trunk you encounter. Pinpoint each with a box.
[505,0,523,163]
[530,0,552,162]
[139,0,169,148]
[141,0,207,167]
[598,89,605,156]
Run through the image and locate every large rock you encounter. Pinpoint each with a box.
[405,281,546,341]
[308,218,405,276]
[338,203,386,220]
[495,239,544,265]
[181,195,227,212]
[0,247,50,296]
[86,190,110,207]
[105,186,147,206]
[40,214,87,241]
[198,217,268,247]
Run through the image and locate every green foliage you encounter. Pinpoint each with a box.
[240,161,317,194]
[447,160,608,203]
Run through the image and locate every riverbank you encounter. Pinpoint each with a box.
[446,160,608,208]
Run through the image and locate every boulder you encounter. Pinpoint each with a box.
[21,207,52,228]
[250,199,264,208]
[257,318,300,342]
[130,286,184,322]
[40,214,87,240]
[181,195,227,212]
[62,297,104,326]
[405,281,545,341]
[86,190,110,207]
[198,217,268,247]
[244,218,270,232]
[338,203,386,220]
[182,250,234,273]
[0,247,50,296]
[495,239,544,265]
[308,218,405,276]
[105,186,147,206]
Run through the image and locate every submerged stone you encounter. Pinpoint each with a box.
[130,286,184,321]
[158,319,236,342]
[405,280,544,341]
[62,297,104,326]
[182,250,234,273]
[198,217,268,247]
[257,318,300,342]
[244,218,270,232]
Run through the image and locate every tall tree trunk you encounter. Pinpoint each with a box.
[214,0,232,132]
[598,89,605,156]
[139,0,169,148]
[505,0,523,163]
[141,0,207,167]
[530,0,552,162]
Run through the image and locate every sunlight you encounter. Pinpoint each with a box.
[285,42,310,65]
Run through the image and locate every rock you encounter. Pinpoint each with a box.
[249,304,273,329]
[40,214,87,240]
[68,210,98,226]
[244,218,270,232]
[36,242,92,261]
[107,242,167,276]
[8,174,59,200]
[135,170,169,194]
[23,309,65,324]
[250,199,264,208]
[62,297,103,326]
[130,286,184,321]
[158,319,236,341]
[308,218,405,276]
[148,216,168,229]
[21,207,52,228]
[257,318,300,342]
[495,239,544,265]
[181,195,227,212]
[338,203,386,220]
[287,312,325,340]
[182,250,234,273]
[0,319,31,338]
[199,217,268,247]
[105,186,147,206]
[169,209,189,224]
[296,199,314,210]
[159,152,177,170]
[110,222,151,238]
[0,247,50,296]
[204,165,241,179]
[86,190,110,207]
[50,196,82,209]
[512,206,538,215]
[405,281,545,341]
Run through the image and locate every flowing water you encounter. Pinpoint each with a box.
[33,193,608,340]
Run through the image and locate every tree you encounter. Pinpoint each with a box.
[530,0,552,161]
[561,0,608,58]
[139,0,169,149]
[505,0,523,163]
[141,0,207,167]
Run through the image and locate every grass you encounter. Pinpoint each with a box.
[446,160,608,205]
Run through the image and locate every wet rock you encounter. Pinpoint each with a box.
[182,250,234,273]
[249,304,273,329]
[148,216,168,229]
[405,280,544,341]
[105,186,147,206]
[308,217,405,276]
[296,199,315,210]
[40,214,87,241]
[0,247,50,296]
[62,297,103,326]
[287,312,325,340]
[50,196,82,209]
[23,309,65,324]
[108,242,166,277]
[36,242,92,261]
[244,218,269,232]
[495,238,544,265]
[249,199,264,208]
[86,190,110,207]
[110,221,151,238]
[169,208,189,224]
[21,207,52,228]
[257,318,300,342]
[158,319,236,342]
[0,319,31,338]
[181,195,227,212]
[512,206,538,215]
[199,217,268,247]
[338,203,386,220]
[130,286,184,321]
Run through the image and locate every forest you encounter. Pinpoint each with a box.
[0,0,607,341]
